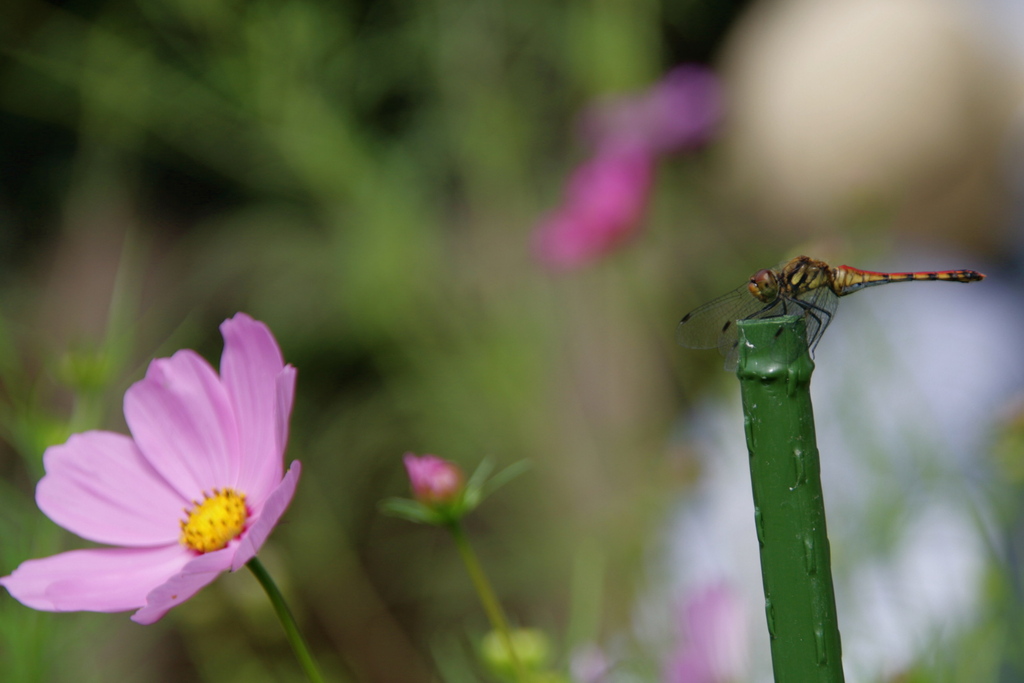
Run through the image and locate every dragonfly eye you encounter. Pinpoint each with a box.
[748,269,779,302]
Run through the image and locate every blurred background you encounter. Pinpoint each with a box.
[1,0,1024,681]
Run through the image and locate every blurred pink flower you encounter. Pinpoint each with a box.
[404,453,465,505]
[532,143,655,270]
[583,65,723,153]
[0,313,300,624]
[533,65,722,270]
[571,643,613,683]
[664,583,748,683]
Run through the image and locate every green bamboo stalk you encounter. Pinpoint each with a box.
[736,316,844,683]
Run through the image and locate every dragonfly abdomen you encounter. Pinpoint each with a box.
[832,266,985,295]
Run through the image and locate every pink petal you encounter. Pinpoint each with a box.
[37,432,185,546]
[0,545,190,613]
[219,313,293,500]
[124,349,241,497]
[231,461,301,571]
[275,366,297,472]
[131,547,234,624]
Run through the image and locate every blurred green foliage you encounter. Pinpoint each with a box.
[0,1,752,681]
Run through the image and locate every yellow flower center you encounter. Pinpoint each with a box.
[180,488,248,553]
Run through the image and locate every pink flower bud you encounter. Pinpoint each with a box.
[403,453,465,505]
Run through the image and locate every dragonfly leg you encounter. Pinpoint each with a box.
[742,299,785,321]
[791,298,833,352]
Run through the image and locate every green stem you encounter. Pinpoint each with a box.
[449,521,527,681]
[247,557,326,683]
[736,317,844,682]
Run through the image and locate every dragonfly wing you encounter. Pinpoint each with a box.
[719,291,793,370]
[676,285,763,351]
[722,339,742,371]
[791,286,840,353]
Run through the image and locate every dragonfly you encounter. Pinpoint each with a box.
[677,255,985,370]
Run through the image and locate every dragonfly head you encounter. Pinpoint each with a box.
[748,268,779,303]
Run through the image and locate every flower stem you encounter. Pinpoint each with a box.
[247,557,326,683]
[448,521,527,681]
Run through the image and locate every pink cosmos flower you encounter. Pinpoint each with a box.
[532,64,722,270]
[0,313,300,624]
[403,453,464,505]
[664,583,748,683]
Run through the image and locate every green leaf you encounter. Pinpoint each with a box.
[464,457,495,495]
[480,459,531,499]
[378,497,444,525]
